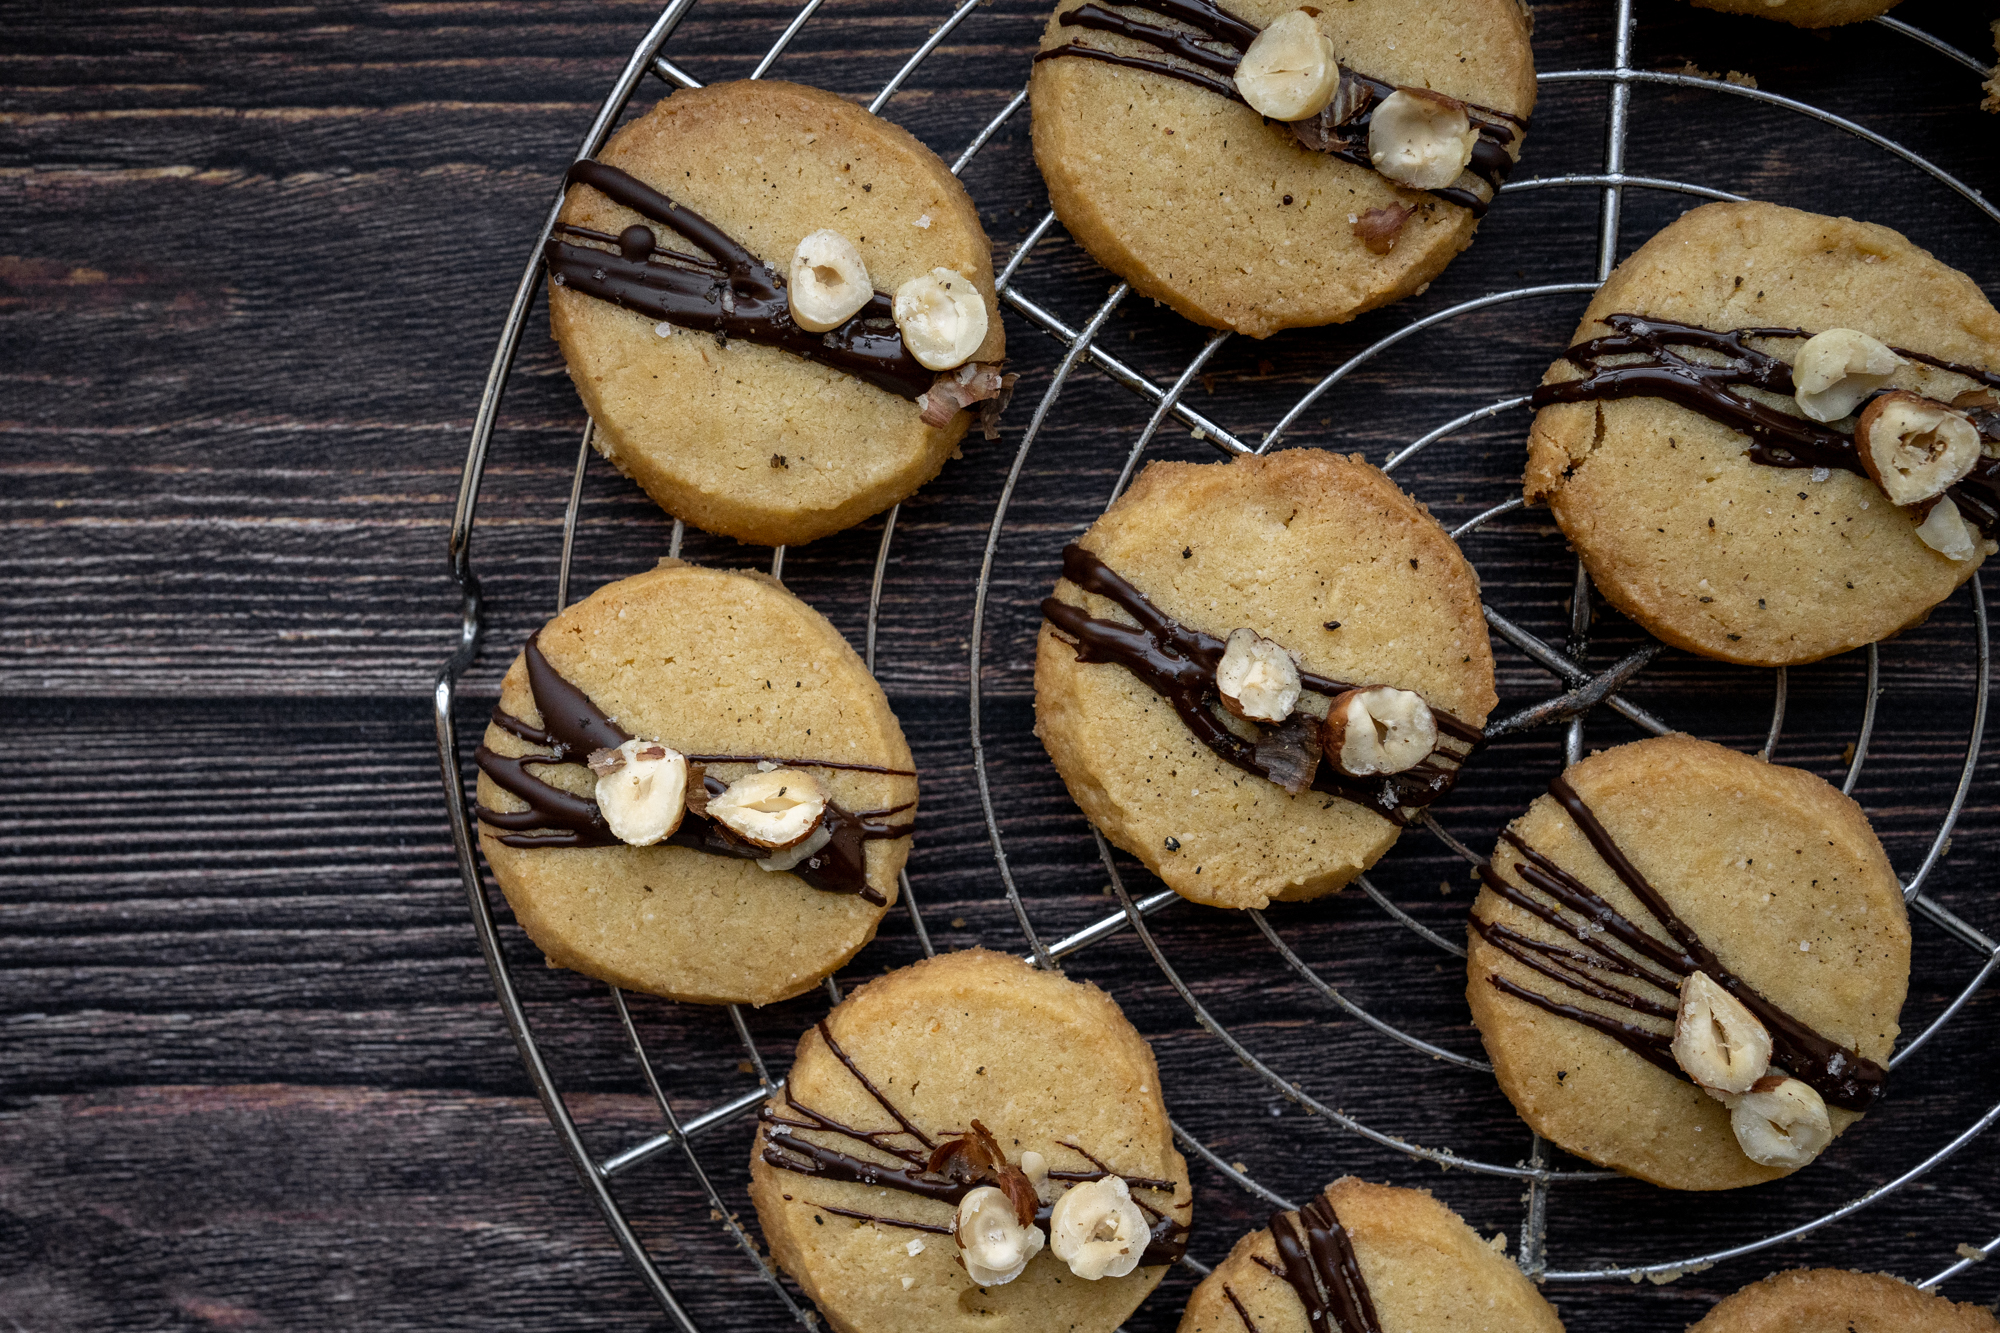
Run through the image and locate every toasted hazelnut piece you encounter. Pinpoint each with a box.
[706,768,827,850]
[1215,628,1303,722]
[1670,971,1772,1095]
[1019,1150,1050,1189]
[1792,328,1900,422]
[1855,390,1979,506]
[1368,89,1480,192]
[1234,10,1339,122]
[586,740,689,846]
[1049,1176,1149,1281]
[1729,1073,1834,1169]
[954,1184,1045,1286]
[1914,493,1981,562]
[1320,685,1438,776]
[894,268,988,371]
[755,822,833,873]
[787,229,872,333]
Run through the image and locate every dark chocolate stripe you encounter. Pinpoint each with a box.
[1268,1194,1381,1333]
[1475,776,1889,1112]
[1530,313,2000,537]
[472,633,906,905]
[546,159,935,400]
[1034,0,1522,216]
[1042,544,1480,824]
[759,1031,1189,1266]
[1224,1285,1261,1332]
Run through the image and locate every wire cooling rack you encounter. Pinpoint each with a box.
[434,1,2000,1326]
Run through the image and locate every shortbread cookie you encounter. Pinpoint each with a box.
[1467,735,1909,1191]
[1691,1268,2000,1331]
[473,560,916,1007]
[1684,0,1900,28]
[1179,1178,1563,1333]
[748,949,1192,1333]
[1029,0,1535,337]
[1526,201,2000,666]
[549,79,1006,547]
[1035,449,1497,911]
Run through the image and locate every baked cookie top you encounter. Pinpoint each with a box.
[747,949,1192,1333]
[1525,201,2000,666]
[1178,1178,1563,1333]
[550,79,1007,547]
[473,559,917,1007]
[1029,0,1535,336]
[1690,1268,2000,1332]
[1467,734,1909,1190]
[1684,0,1902,28]
[1034,448,1496,910]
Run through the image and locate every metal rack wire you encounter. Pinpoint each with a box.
[433,0,2000,1325]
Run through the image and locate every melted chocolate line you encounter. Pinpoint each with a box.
[682,753,918,776]
[473,634,903,903]
[1035,0,1520,217]
[1251,1254,1286,1278]
[1268,1195,1381,1333]
[1544,778,1886,1113]
[549,160,935,401]
[1476,913,1670,988]
[1475,866,1681,993]
[1480,778,1887,1112]
[1471,915,1678,1019]
[1224,1285,1262,1332]
[1043,545,1480,822]
[760,1047,1189,1266]
[1489,974,1682,1077]
[772,1098,930,1166]
[1060,4,1241,74]
[1035,42,1244,105]
[1532,314,2000,536]
[817,1020,936,1150]
[809,1202,954,1234]
[1496,840,1697,978]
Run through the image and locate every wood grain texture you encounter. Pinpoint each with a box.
[5,0,2000,1328]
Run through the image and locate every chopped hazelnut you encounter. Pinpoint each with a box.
[1729,1074,1833,1169]
[1048,1177,1149,1281]
[587,739,689,846]
[1792,328,1900,422]
[1670,971,1772,1095]
[1234,10,1339,122]
[1855,390,1979,506]
[954,1185,1044,1286]
[706,768,827,849]
[894,268,988,371]
[1215,628,1302,722]
[1319,685,1437,776]
[1368,89,1479,191]
[787,229,872,333]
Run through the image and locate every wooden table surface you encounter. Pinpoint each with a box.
[6,0,2000,1327]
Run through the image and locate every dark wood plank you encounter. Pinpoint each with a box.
[4,0,2000,1329]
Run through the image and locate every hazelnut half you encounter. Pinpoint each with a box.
[1215,628,1303,723]
[1913,493,1981,562]
[1670,971,1772,1096]
[1319,685,1438,776]
[787,229,873,333]
[894,268,988,371]
[954,1184,1045,1286]
[706,768,827,849]
[1367,89,1479,192]
[586,740,689,846]
[1234,10,1339,122]
[1791,328,1900,423]
[1048,1176,1149,1281]
[1729,1073,1833,1170]
[1855,390,1979,506]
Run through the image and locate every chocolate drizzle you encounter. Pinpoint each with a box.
[759,1021,1190,1267]
[1475,775,1888,1113]
[1531,314,2000,537]
[545,159,935,400]
[1040,545,1481,825]
[472,634,913,905]
[1223,1285,1261,1331]
[1267,1194,1382,1333]
[1033,0,1523,217]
